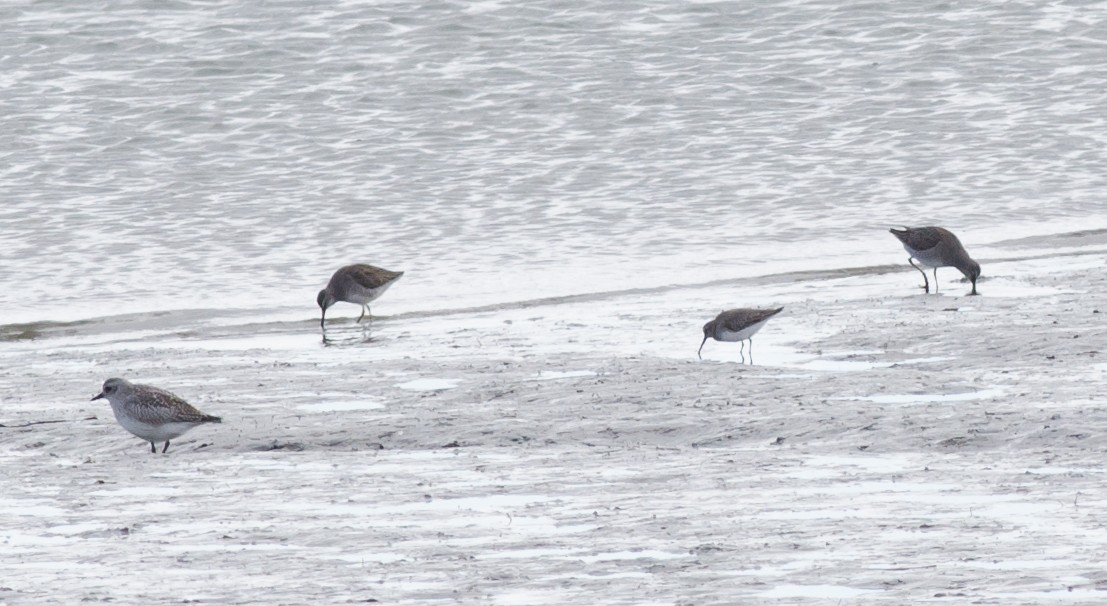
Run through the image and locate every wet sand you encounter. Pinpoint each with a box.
[2,244,1107,604]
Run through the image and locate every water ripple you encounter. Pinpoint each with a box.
[2,0,1106,323]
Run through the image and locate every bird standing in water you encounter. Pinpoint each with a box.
[317,264,404,329]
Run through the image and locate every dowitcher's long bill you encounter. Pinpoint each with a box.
[91,378,221,454]
[889,226,980,295]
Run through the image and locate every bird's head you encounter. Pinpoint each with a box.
[702,319,716,338]
[92,377,129,402]
[317,289,335,329]
[966,261,981,295]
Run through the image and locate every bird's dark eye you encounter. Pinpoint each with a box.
[105,386,114,393]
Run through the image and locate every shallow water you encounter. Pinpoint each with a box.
[3,0,1107,327]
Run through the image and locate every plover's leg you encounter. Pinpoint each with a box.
[932,268,939,294]
[357,305,366,323]
[739,340,745,363]
[749,338,755,365]
[150,442,157,454]
[162,441,171,454]
[908,258,929,292]
[367,306,373,328]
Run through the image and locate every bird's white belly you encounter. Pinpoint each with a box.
[114,411,196,442]
[348,281,396,305]
[903,245,944,268]
[716,319,768,341]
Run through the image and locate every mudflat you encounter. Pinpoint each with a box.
[2,248,1106,604]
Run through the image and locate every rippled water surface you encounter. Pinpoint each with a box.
[2,0,1106,324]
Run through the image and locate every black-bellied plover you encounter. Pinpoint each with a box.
[91,378,221,454]
[317,264,404,329]
[889,226,980,295]
[698,307,784,362]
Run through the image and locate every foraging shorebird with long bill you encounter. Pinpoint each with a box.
[889,226,980,295]
[699,307,784,363]
[317,263,404,329]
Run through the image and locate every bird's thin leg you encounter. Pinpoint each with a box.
[908,258,929,293]
[150,442,156,454]
[162,441,170,454]
[739,340,745,363]
[933,268,939,294]
[367,306,373,329]
[357,305,366,323]
[749,338,755,365]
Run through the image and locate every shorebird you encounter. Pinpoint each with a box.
[889,226,980,295]
[317,264,404,329]
[91,378,221,454]
[698,307,784,363]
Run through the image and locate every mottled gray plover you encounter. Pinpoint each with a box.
[889,226,980,295]
[317,264,404,329]
[92,378,221,454]
[699,307,784,362]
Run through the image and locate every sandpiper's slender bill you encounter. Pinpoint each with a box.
[699,307,784,363]
[317,263,404,330]
[889,226,980,295]
[92,378,222,454]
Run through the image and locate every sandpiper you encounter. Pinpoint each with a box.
[889,226,980,295]
[91,378,221,454]
[317,264,404,329]
[698,307,784,362]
